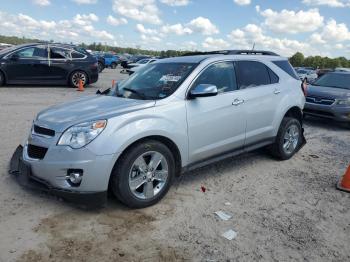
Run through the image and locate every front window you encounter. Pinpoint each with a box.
[14,46,47,58]
[114,62,197,100]
[313,73,350,90]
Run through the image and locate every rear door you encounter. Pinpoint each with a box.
[234,60,281,145]
[48,46,73,81]
[5,45,48,82]
[186,61,246,163]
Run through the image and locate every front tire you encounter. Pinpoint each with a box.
[98,62,104,73]
[69,71,88,88]
[270,117,302,160]
[111,63,117,69]
[111,140,175,208]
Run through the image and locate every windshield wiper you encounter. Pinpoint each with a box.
[123,87,148,99]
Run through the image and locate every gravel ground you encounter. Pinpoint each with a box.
[0,68,349,262]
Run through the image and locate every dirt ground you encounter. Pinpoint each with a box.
[0,68,349,262]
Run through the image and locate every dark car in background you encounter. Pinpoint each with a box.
[304,72,350,125]
[121,55,149,69]
[0,43,98,88]
[93,54,105,73]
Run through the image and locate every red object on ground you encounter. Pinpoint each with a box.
[201,186,206,193]
[77,79,84,92]
[337,165,350,193]
[112,79,116,88]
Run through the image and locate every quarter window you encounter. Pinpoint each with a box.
[193,62,237,93]
[272,60,299,80]
[267,67,279,84]
[235,61,271,89]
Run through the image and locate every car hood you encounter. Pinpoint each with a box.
[307,85,350,99]
[35,95,156,132]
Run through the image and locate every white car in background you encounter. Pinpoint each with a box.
[296,69,318,83]
[127,58,158,74]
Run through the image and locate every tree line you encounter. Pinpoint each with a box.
[289,52,350,69]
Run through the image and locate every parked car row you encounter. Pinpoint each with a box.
[0,43,99,88]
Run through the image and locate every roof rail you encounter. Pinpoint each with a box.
[182,50,279,57]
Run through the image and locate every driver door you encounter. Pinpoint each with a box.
[186,61,246,163]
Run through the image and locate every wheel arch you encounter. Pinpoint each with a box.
[68,69,90,85]
[0,68,7,84]
[112,135,182,178]
[284,106,303,124]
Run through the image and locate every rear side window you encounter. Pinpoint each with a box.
[50,47,70,59]
[71,51,85,59]
[272,60,299,80]
[235,61,270,89]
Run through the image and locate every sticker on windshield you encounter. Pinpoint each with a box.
[160,75,182,82]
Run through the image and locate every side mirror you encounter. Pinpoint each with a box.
[10,54,19,61]
[189,84,218,98]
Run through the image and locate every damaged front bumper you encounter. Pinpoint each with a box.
[9,145,107,208]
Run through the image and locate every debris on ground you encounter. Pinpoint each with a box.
[222,229,238,241]
[200,186,206,193]
[214,211,232,221]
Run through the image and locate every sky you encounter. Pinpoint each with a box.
[1,0,350,58]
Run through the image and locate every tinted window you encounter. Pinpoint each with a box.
[15,46,47,58]
[273,60,299,80]
[313,73,350,90]
[267,67,279,84]
[193,62,237,93]
[50,47,70,59]
[235,61,270,89]
[71,51,85,59]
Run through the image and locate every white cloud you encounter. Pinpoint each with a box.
[112,0,161,25]
[187,17,219,35]
[227,24,314,57]
[318,19,350,42]
[161,23,192,35]
[136,24,158,35]
[106,15,127,26]
[0,11,114,43]
[202,37,230,50]
[33,0,51,6]
[233,0,251,6]
[160,0,190,6]
[258,8,324,34]
[302,0,350,7]
[72,0,98,4]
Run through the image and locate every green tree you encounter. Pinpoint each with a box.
[289,52,304,67]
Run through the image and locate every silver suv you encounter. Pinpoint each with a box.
[10,50,306,208]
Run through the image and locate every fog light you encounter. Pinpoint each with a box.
[66,169,83,186]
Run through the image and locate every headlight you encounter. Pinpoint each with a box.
[58,120,107,149]
[336,99,350,106]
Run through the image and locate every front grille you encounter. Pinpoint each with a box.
[33,125,55,137]
[306,96,335,105]
[27,144,48,160]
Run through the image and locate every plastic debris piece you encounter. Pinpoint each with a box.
[201,186,206,193]
[224,202,231,206]
[222,229,237,240]
[309,154,319,159]
[215,211,232,221]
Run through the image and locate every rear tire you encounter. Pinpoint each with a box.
[111,140,175,208]
[269,117,302,160]
[98,62,104,73]
[0,71,5,86]
[69,71,88,88]
[111,63,117,69]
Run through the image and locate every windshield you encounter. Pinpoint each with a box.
[297,70,308,74]
[113,62,197,100]
[313,73,350,90]
[137,59,150,64]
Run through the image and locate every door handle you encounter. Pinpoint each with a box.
[274,89,281,94]
[232,99,244,106]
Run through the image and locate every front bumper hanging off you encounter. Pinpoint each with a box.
[9,145,107,208]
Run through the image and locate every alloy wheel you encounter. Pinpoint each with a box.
[128,151,169,200]
[283,124,300,154]
[72,72,87,87]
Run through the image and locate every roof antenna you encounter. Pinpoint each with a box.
[252,42,256,50]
